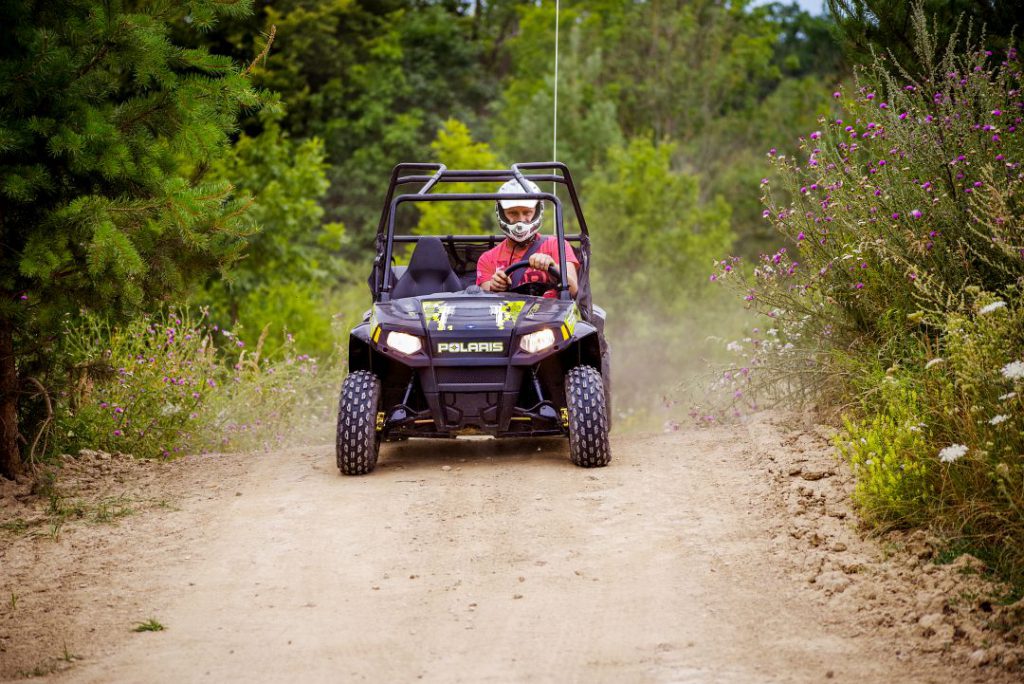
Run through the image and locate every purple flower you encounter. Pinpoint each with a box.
[879,102,888,109]
[833,91,841,98]
[892,212,900,220]
[993,109,1003,116]
[866,93,875,100]
[855,283,864,290]
[899,112,908,120]
[911,209,922,219]
[810,131,821,140]
[114,407,124,414]
[797,232,805,241]
[113,430,123,437]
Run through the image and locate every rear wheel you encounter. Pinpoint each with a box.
[565,365,611,468]
[336,370,381,475]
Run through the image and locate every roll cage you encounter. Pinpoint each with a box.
[369,162,596,320]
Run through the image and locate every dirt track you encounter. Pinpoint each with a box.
[1,419,1017,682]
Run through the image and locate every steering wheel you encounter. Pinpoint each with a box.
[502,260,562,297]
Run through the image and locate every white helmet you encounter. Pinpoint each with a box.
[495,178,544,243]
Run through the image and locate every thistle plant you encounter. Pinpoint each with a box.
[714,8,1024,582]
[53,308,337,460]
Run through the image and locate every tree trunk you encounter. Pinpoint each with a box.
[0,318,23,480]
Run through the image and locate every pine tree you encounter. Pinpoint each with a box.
[0,0,267,479]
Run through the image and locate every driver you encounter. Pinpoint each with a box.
[477,178,579,298]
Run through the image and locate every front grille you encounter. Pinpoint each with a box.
[435,367,506,385]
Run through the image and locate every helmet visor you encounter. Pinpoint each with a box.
[498,198,540,210]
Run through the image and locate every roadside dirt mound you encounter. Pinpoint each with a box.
[747,413,1024,674]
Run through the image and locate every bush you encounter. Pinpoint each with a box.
[51,308,339,461]
[714,10,1024,581]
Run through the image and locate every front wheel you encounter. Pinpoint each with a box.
[336,370,382,475]
[565,365,611,468]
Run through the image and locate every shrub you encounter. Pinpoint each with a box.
[714,10,1024,581]
[51,308,338,461]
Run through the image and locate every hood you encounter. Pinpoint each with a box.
[374,294,577,356]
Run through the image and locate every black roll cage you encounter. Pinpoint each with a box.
[370,162,594,318]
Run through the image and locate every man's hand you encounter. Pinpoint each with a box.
[489,267,511,292]
[528,253,555,272]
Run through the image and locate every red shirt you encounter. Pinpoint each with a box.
[476,236,579,298]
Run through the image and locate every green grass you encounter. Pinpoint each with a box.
[132,618,165,632]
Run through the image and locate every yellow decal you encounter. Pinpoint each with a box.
[369,309,381,341]
[375,411,385,431]
[489,300,526,330]
[422,300,456,331]
[560,408,569,428]
[563,304,579,338]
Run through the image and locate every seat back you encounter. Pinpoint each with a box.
[390,237,463,299]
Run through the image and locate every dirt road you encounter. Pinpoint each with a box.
[1,421,1013,682]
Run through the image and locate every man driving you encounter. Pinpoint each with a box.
[476,178,579,298]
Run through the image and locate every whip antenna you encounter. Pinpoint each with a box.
[553,0,560,164]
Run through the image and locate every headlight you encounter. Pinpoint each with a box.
[519,328,556,353]
[386,331,422,355]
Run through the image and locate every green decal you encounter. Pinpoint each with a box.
[422,300,456,331]
[489,300,526,330]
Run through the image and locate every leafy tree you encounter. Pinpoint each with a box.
[827,0,1024,74]
[219,0,494,256]
[586,137,733,407]
[588,137,732,311]
[416,119,501,236]
[201,111,346,356]
[0,0,267,478]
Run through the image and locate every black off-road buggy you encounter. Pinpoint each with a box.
[336,162,611,475]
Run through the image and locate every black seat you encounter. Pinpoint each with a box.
[390,237,462,299]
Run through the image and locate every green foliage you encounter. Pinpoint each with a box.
[719,9,1024,581]
[0,0,269,475]
[589,138,733,310]
[236,0,492,251]
[827,0,1024,73]
[587,137,734,410]
[200,111,345,358]
[836,381,934,524]
[416,119,501,236]
[132,619,165,633]
[51,309,336,460]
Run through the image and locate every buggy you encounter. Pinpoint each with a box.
[337,163,611,474]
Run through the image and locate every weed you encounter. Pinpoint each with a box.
[132,618,165,632]
[0,518,29,534]
[92,495,134,523]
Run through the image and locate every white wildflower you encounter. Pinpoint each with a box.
[979,301,1007,315]
[766,328,778,337]
[160,403,181,416]
[938,444,968,463]
[989,414,1009,426]
[925,358,945,369]
[726,341,743,353]
[999,392,1017,401]
[1001,361,1024,380]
